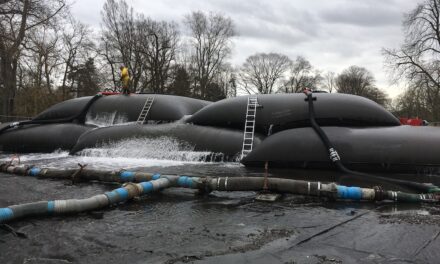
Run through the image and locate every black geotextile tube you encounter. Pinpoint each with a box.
[0,94,102,134]
[304,91,436,193]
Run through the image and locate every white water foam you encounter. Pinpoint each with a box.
[85,111,133,127]
[0,137,229,170]
[0,150,70,163]
[77,137,219,162]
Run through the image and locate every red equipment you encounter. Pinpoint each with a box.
[99,91,121,96]
[399,117,424,126]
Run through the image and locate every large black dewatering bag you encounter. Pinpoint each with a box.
[86,94,211,123]
[187,93,400,133]
[70,123,265,159]
[0,123,92,153]
[242,126,440,172]
[33,96,94,121]
[33,94,211,123]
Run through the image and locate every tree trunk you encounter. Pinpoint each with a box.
[1,56,17,117]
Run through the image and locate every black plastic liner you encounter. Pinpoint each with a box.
[187,93,400,134]
[0,123,92,153]
[86,94,211,123]
[242,126,440,172]
[70,123,265,160]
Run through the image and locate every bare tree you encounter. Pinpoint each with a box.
[394,83,431,118]
[383,0,440,119]
[323,71,336,93]
[212,63,236,99]
[283,56,321,93]
[101,0,143,91]
[239,52,291,94]
[23,24,62,95]
[60,17,94,99]
[0,0,66,116]
[336,65,390,106]
[185,11,236,99]
[136,17,179,93]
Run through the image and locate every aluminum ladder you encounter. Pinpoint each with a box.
[240,96,259,160]
[136,97,155,125]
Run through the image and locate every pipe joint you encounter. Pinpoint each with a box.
[0,208,14,222]
[337,186,363,200]
[28,167,41,177]
[120,171,135,182]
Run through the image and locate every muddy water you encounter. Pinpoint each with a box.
[1,148,440,263]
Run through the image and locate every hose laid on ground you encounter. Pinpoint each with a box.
[1,171,439,224]
[303,90,440,193]
[1,164,440,224]
[0,93,102,134]
[0,177,175,224]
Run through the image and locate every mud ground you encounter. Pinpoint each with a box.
[1,170,440,264]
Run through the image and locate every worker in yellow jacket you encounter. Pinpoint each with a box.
[120,65,130,95]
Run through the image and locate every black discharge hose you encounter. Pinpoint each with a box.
[0,93,102,134]
[303,90,439,193]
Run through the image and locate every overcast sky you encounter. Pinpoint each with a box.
[72,0,418,98]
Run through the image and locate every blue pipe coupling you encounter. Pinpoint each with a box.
[177,176,193,188]
[336,186,363,200]
[105,187,130,204]
[120,171,135,182]
[28,167,41,177]
[0,208,14,222]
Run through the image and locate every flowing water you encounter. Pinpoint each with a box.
[0,137,231,171]
[85,111,131,127]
